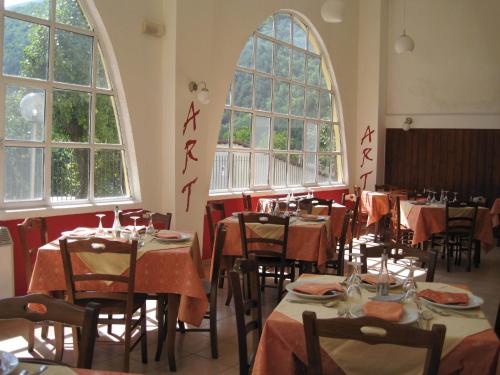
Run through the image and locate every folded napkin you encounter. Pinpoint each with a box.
[293,282,344,296]
[62,228,95,238]
[362,301,404,322]
[361,274,397,285]
[156,230,182,240]
[417,289,469,305]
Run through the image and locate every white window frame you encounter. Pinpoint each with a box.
[210,11,348,195]
[0,0,140,212]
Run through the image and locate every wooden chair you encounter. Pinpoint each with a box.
[59,237,147,372]
[167,224,227,359]
[444,201,478,272]
[299,198,333,215]
[341,193,360,242]
[206,202,226,250]
[238,213,292,303]
[359,243,438,282]
[325,209,351,276]
[302,312,446,375]
[390,196,414,244]
[0,293,99,369]
[229,255,262,375]
[17,217,65,360]
[242,193,252,211]
[120,209,172,230]
[374,184,390,192]
[495,301,500,338]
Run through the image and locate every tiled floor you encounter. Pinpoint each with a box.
[1,237,499,374]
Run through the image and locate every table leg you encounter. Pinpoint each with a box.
[167,293,180,372]
[473,240,481,267]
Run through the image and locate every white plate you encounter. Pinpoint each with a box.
[299,216,327,222]
[369,294,405,303]
[351,304,419,325]
[153,232,191,243]
[360,275,403,290]
[421,294,483,310]
[0,351,19,375]
[285,279,344,300]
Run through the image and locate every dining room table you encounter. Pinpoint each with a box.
[491,198,500,228]
[14,362,140,375]
[252,274,500,375]
[360,190,391,226]
[28,228,208,372]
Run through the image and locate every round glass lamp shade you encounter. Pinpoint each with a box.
[394,33,415,54]
[321,0,344,23]
[197,88,210,105]
[20,92,44,123]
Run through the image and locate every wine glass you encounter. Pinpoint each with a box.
[452,192,458,202]
[430,191,437,204]
[145,213,155,235]
[403,256,419,297]
[130,216,140,239]
[95,214,106,236]
[443,190,449,204]
[426,189,432,203]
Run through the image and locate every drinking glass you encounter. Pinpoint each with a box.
[426,189,432,203]
[130,216,140,239]
[403,256,419,296]
[443,190,449,204]
[452,192,458,202]
[346,259,363,318]
[145,213,155,235]
[95,214,106,236]
[430,191,437,204]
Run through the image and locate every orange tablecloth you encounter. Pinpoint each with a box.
[219,215,333,270]
[312,203,347,243]
[491,198,500,228]
[401,202,495,249]
[361,191,390,226]
[29,233,208,326]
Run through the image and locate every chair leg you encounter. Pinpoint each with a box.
[107,314,113,334]
[218,271,225,288]
[155,295,167,361]
[27,322,35,353]
[54,323,64,362]
[41,324,49,339]
[141,304,148,364]
[177,320,186,333]
[123,316,131,372]
[277,265,285,304]
[209,292,218,359]
[446,244,451,272]
[225,277,233,306]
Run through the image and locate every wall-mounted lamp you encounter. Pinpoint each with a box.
[402,117,413,131]
[321,0,344,23]
[188,81,210,105]
[394,0,415,53]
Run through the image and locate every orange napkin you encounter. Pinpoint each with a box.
[300,214,319,219]
[361,274,397,285]
[362,301,404,322]
[417,289,469,305]
[156,231,182,240]
[293,282,344,296]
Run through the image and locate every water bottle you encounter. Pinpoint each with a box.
[376,252,390,296]
[112,205,122,237]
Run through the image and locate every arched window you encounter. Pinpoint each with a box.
[0,0,132,207]
[210,11,345,193]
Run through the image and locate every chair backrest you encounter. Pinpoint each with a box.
[238,212,289,260]
[17,217,48,286]
[302,312,446,375]
[242,193,252,211]
[120,209,172,229]
[341,194,360,237]
[0,293,99,369]
[335,210,352,276]
[359,243,437,282]
[229,255,262,375]
[353,185,362,197]
[209,224,227,296]
[299,198,333,215]
[206,202,226,249]
[374,184,390,192]
[445,201,478,239]
[59,237,139,319]
[390,196,403,243]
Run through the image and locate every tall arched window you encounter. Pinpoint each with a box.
[210,11,345,193]
[0,0,131,207]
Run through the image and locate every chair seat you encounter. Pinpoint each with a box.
[76,293,147,314]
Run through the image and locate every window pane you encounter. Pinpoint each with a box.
[210,152,229,190]
[305,88,319,119]
[255,75,272,112]
[292,18,307,49]
[288,154,303,185]
[54,29,93,86]
[96,44,111,89]
[319,123,333,152]
[4,146,43,201]
[237,36,254,68]
[257,16,273,36]
[291,50,305,83]
[305,122,317,152]
[272,153,287,186]
[319,91,332,121]
[217,109,230,148]
[56,0,91,30]
[255,37,273,74]
[5,0,49,19]
[273,80,289,114]
[290,84,305,116]
[308,32,320,54]
[232,111,252,148]
[274,44,290,78]
[233,71,253,109]
[52,90,90,143]
[275,13,291,43]
[232,152,250,189]
[254,116,270,150]
[318,155,332,184]
[94,150,128,198]
[331,155,343,183]
[306,55,320,87]
[272,117,288,150]
[5,86,45,142]
[332,124,341,151]
[332,95,339,122]
[320,61,331,90]
[51,147,89,201]
[226,86,231,106]
[290,119,303,151]
[304,153,316,183]
[3,17,49,80]
[254,153,269,186]
[95,94,120,144]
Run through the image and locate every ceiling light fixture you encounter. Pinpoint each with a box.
[394,0,415,54]
[321,0,344,23]
[188,81,210,105]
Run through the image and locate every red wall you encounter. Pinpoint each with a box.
[202,188,349,259]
